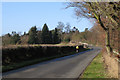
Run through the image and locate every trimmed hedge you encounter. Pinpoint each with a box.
[2,45,83,65]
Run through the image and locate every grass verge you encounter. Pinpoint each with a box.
[3,48,89,73]
[80,52,107,78]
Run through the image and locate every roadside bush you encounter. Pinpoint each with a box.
[2,45,83,65]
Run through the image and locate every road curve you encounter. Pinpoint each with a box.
[3,47,101,79]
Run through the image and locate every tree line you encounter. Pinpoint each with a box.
[2,22,82,46]
[27,23,60,44]
[2,21,105,47]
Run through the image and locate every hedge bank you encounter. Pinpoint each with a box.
[2,45,83,64]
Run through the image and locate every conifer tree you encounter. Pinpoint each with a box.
[41,23,51,44]
[53,28,60,44]
[28,26,37,44]
[10,32,20,44]
[49,31,53,44]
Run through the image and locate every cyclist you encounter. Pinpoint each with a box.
[76,46,79,52]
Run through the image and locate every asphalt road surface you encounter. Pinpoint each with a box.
[3,47,101,79]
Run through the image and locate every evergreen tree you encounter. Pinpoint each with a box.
[11,33,20,44]
[28,26,37,44]
[49,31,53,44]
[41,23,51,44]
[53,28,60,44]
[37,31,42,44]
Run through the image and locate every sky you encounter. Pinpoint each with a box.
[2,2,94,35]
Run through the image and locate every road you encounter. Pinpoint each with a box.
[3,47,101,79]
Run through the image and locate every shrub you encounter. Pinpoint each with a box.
[2,45,83,65]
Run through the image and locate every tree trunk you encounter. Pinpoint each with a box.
[105,28,112,55]
[98,16,112,55]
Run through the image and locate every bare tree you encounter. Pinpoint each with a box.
[65,23,71,33]
[57,22,65,34]
[66,2,120,54]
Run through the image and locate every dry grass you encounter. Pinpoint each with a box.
[2,42,82,49]
[102,49,118,78]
